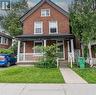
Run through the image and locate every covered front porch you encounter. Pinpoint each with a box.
[16,34,75,64]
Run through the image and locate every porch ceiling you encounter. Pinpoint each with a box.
[16,34,74,41]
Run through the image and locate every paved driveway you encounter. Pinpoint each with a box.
[0,84,96,95]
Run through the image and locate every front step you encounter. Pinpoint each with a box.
[58,59,68,68]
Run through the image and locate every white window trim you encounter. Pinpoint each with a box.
[1,2,5,9]
[33,41,43,54]
[49,21,58,34]
[5,2,9,9]
[1,1,10,10]
[41,9,50,17]
[34,21,43,34]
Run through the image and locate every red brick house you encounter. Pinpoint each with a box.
[17,0,76,63]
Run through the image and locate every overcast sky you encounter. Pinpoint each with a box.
[27,0,73,12]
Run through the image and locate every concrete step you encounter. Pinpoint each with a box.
[58,60,68,68]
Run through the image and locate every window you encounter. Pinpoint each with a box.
[2,37,8,45]
[0,1,10,10]
[41,9,50,17]
[49,21,58,34]
[34,21,43,34]
[34,41,43,54]
[0,37,8,45]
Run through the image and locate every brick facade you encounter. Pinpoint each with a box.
[23,2,69,35]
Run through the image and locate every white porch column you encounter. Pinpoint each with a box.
[23,42,26,61]
[17,40,20,62]
[71,39,75,62]
[88,42,93,66]
[67,41,70,62]
[44,40,47,47]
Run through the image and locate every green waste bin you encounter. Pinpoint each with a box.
[77,57,85,68]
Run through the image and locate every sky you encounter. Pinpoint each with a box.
[27,0,73,12]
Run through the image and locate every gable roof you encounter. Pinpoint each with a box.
[20,0,69,22]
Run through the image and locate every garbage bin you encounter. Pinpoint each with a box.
[78,57,85,68]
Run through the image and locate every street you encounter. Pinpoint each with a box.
[0,84,96,95]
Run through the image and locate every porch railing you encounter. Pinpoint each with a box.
[18,53,43,62]
[18,52,64,63]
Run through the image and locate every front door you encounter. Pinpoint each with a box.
[57,41,64,58]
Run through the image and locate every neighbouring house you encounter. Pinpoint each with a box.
[16,0,82,64]
[0,0,12,49]
[87,42,96,66]
[0,32,12,49]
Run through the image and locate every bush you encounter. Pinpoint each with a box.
[35,44,58,68]
[0,49,14,54]
[36,59,57,68]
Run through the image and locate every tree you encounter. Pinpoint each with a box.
[70,0,96,58]
[0,0,28,37]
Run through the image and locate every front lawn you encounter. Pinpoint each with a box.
[73,68,96,83]
[70,64,96,83]
[0,66,64,83]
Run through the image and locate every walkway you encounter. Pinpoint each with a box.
[0,84,96,95]
[60,68,87,84]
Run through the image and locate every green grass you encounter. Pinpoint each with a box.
[69,64,96,83]
[0,66,64,83]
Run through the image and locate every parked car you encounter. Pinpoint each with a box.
[0,54,17,67]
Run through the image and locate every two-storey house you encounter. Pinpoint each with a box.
[17,0,76,64]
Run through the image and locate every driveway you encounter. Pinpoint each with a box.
[0,84,96,95]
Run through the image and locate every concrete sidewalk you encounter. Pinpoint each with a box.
[0,84,96,95]
[60,68,87,84]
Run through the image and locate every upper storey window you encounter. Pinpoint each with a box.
[41,9,50,17]
[34,21,43,34]
[49,21,58,34]
[0,1,10,10]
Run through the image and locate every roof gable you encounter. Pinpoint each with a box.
[20,0,69,22]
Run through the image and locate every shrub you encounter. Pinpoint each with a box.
[35,44,58,68]
[36,58,57,68]
[0,49,14,54]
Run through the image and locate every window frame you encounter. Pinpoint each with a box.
[49,21,58,34]
[34,21,43,34]
[41,9,50,17]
